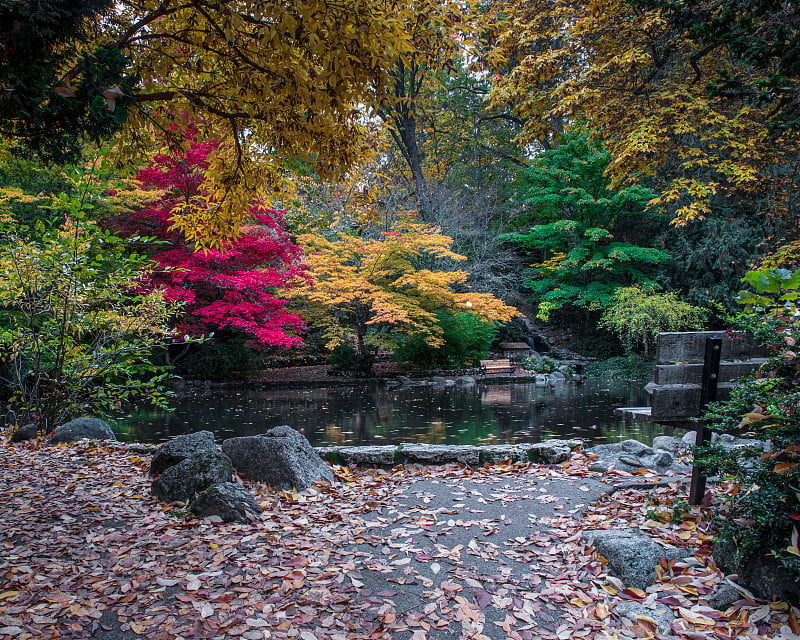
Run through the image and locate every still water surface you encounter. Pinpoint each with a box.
[115,376,673,446]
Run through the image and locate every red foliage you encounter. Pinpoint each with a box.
[119,129,307,349]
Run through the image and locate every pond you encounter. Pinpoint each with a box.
[114,376,678,446]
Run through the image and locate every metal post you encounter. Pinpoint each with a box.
[689,336,722,505]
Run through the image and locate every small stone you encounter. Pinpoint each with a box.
[615,601,675,634]
[549,371,566,383]
[618,454,644,468]
[455,376,475,385]
[583,529,692,590]
[681,431,697,445]
[652,451,674,467]
[708,583,741,611]
[652,436,680,453]
[10,423,38,443]
[620,440,654,456]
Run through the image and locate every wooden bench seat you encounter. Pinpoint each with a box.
[479,359,515,376]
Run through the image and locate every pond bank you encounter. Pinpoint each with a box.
[168,363,543,394]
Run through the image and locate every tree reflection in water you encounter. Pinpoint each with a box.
[114,377,663,446]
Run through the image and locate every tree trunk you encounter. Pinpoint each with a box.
[398,118,435,223]
[380,59,436,224]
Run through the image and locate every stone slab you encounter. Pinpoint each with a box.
[655,331,768,364]
[654,360,769,385]
[399,444,481,465]
[650,383,733,420]
[338,446,398,466]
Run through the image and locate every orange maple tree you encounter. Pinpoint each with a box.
[289,221,519,357]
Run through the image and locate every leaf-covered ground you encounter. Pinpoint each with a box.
[1,438,798,640]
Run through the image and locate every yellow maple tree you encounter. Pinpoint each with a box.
[96,0,475,246]
[485,0,800,233]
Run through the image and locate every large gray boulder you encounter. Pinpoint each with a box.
[587,440,688,474]
[583,529,692,590]
[190,482,262,523]
[11,423,38,443]
[150,430,218,476]
[151,450,232,504]
[222,426,334,491]
[48,417,117,444]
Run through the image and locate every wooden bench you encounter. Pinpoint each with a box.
[479,359,515,376]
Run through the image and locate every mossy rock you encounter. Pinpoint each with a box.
[151,450,232,504]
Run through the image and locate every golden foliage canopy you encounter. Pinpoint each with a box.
[80,0,469,244]
[486,0,800,227]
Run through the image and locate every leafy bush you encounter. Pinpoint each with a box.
[394,311,496,369]
[0,170,177,431]
[598,287,707,358]
[696,267,800,580]
[583,356,655,380]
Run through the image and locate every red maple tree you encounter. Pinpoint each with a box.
[116,129,307,351]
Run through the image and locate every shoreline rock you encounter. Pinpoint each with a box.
[48,417,117,444]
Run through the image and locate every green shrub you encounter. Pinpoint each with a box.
[583,355,654,380]
[520,355,572,375]
[328,342,375,377]
[598,287,707,358]
[395,311,496,369]
[0,176,176,431]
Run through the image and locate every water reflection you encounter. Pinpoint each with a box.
[114,377,664,446]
